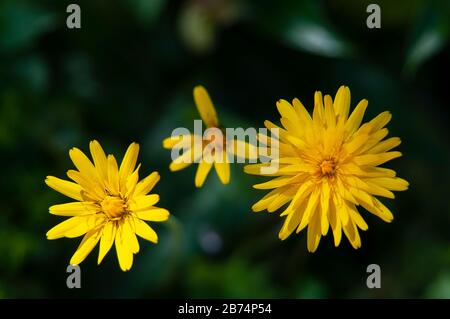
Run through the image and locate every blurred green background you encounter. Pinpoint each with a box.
[0,0,449,298]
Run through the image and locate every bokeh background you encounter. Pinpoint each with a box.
[0,0,449,298]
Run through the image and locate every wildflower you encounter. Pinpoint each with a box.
[245,86,408,251]
[46,140,169,271]
[163,85,256,187]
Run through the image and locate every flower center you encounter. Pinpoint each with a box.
[320,159,336,176]
[101,196,126,218]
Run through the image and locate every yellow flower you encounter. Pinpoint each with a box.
[45,140,169,271]
[163,85,256,188]
[245,86,409,251]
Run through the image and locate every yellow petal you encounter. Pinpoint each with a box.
[123,217,139,254]
[280,179,315,216]
[169,147,201,172]
[69,147,98,180]
[353,151,402,166]
[47,215,105,239]
[320,182,330,235]
[343,216,356,242]
[49,202,99,216]
[333,193,349,226]
[125,164,140,198]
[134,171,160,197]
[244,163,276,176]
[329,202,342,246]
[336,204,349,226]
[279,200,308,240]
[133,218,158,243]
[107,155,120,195]
[47,216,86,239]
[368,137,401,154]
[357,128,389,154]
[64,215,106,238]
[367,177,409,191]
[335,177,358,206]
[313,91,325,124]
[45,176,83,201]
[345,175,394,199]
[281,124,309,149]
[323,94,336,128]
[67,170,105,201]
[307,211,321,252]
[276,163,314,175]
[195,160,213,188]
[267,187,296,212]
[334,85,350,125]
[135,208,170,222]
[119,142,139,188]
[214,153,230,185]
[344,134,369,154]
[98,221,116,265]
[253,176,294,190]
[343,218,361,249]
[70,227,102,265]
[319,204,329,236]
[297,187,320,231]
[345,99,368,136]
[340,163,396,178]
[193,85,219,127]
[279,157,305,165]
[162,134,193,149]
[264,120,301,150]
[129,194,160,211]
[368,111,391,132]
[280,117,302,138]
[346,203,368,231]
[360,197,394,222]
[365,180,395,199]
[278,202,306,240]
[277,99,298,122]
[348,186,374,210]
[320,182,330,216]
[292,98,312,124]
[252,189,280,212]
[89,140,108,182]
[115,222,133,271]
